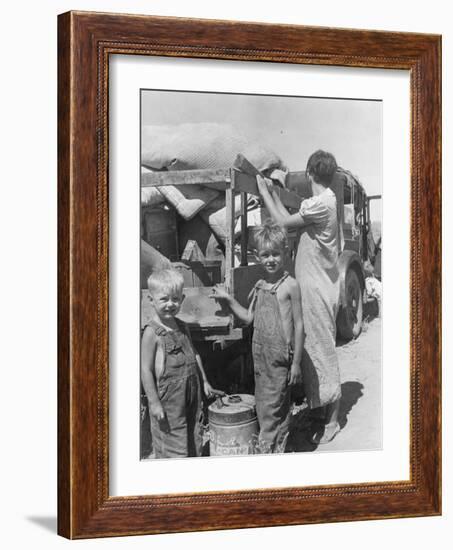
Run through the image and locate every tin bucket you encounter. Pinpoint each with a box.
[208,394,258,456]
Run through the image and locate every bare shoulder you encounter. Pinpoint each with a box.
[285,276,300,293]
[278,275,300,299]
[142,325,158,346]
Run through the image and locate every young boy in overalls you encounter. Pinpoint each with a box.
[211,220,304,453]
[141,268,223,458]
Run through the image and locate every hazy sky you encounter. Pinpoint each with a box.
[142,90,382,221]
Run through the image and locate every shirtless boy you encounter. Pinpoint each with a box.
[211,220,304,453]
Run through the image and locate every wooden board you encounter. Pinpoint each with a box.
[232,264,264,309]
[235,171,302,210]
[141,168,230,187]
[141,287,231,330]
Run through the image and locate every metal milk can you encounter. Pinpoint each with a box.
[208,394,258,456]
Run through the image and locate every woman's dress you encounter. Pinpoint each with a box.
[295,187,342,408]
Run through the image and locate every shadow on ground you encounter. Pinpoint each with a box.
[337,380,364,429]
[26,516,57,533]
[287,380,364,453]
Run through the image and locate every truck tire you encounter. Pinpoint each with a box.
[337,268,363,340]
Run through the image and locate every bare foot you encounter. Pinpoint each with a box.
[317,421,341,444]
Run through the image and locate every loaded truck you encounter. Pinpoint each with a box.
[141,157,381,342]
[140,157,381,458]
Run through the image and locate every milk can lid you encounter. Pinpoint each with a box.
[208,394,256,425]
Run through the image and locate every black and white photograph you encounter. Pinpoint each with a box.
[139,89,382,460]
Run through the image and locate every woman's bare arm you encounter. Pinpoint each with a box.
[257,176,307,230]
[289,280,304,368]
[272,187,294,219]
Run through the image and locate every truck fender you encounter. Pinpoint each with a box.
[338,250,365,308]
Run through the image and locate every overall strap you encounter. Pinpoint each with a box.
[247,279,264,302]
[145,319,188,348]
[172,319,192,349]
[270,271,289,294]
[145,318,168,337]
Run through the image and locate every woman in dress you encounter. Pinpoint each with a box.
[256,150,341,443]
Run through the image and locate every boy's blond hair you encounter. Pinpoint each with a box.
[147,268,184,295]
[254,219,288,253]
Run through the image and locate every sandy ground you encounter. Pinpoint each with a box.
[141,313,383,458]
[287,315,382,453]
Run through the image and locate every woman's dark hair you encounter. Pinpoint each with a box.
[306,150,338,186]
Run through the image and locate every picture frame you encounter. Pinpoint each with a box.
[57,10,441,539]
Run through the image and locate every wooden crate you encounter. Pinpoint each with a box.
[141,165,301,342]
[142,204,178,261]
[141,287,231,335]
[173,260,222,288]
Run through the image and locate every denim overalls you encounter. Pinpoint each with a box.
[251,273,292,453]
[147,319,202,458]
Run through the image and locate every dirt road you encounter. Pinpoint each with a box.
[288,316,382,453]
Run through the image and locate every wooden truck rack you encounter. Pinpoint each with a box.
[141,159,302,344]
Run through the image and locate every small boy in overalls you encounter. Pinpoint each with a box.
[141,268,223,458]
[211,220,304,453]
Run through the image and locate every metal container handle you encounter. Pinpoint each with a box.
[215,396,227,409]
[228,395,242,404]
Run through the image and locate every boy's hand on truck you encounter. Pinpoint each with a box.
[209,286,231,303]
